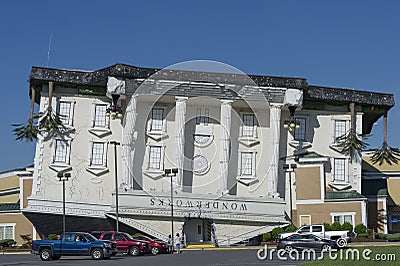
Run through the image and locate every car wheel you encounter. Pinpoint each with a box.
[284,245,293,253]
[40,248,52,261]
[336,238,347,248]
[91,248,104,260]
[151,246,160,255]
[129,246,140,256]
[321,244,331,252]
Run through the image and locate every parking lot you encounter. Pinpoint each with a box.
[1,249,305,266]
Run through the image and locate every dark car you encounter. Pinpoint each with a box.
[133,235,168,255]
[277,233,338,252]
[92,231,149,256]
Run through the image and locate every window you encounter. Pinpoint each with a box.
[196,108,201,125]
[204,109,209,125]
[294,117,306,141]
[332,213,354,225]
[196,108,209,125]
[102,233,112,240]
[93,104,107,128]
[149,146,162,170]
[334,120,347,142]
[242,114,255,137]
[0,224,14,240]
[114,234,124,241]
[299,215,311,226]
[90,142,105,166]
[151,108,164,131]
[58,101,72,125]
[54,140,69,164]
[333,158,346,181]
[240,152,253,176]
[298,225,310,233]
[313,226,323,232]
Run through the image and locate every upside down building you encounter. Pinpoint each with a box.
[23,62,394,245]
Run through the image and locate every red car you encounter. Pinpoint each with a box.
[133,235,168,255]
[92,231,149,256]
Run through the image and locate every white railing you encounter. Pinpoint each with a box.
[105,214,168,241]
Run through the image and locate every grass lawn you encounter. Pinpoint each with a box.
[301,247,399,266]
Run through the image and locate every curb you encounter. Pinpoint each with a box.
[1,251,31,255]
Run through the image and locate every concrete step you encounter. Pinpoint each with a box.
[185,243,215,249]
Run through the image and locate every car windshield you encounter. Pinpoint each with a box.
[123,233,134,240]
[82,233,97,241]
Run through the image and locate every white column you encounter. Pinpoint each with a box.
[175,96,188,190]
[122,95,137,189]
[268,104,282,197]
[219,99,233,194]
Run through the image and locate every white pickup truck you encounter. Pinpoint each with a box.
[278,225,352,248]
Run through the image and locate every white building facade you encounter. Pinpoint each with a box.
[23,63,394,245]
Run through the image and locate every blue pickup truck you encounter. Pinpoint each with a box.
[32,232,117,261]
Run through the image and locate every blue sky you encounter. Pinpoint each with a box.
[1,1,399,172]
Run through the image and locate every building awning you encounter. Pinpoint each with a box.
[0,201,20,211]
[325,191,366,200]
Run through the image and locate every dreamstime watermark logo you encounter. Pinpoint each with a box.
[256,245,396,262]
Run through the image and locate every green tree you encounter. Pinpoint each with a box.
[371,111,400,165]
[330,222,342,231]
[354,224,367,235]
[341,222,353,232]
[271,227,284,239]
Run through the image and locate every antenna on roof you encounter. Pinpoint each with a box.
[47,32,53,67]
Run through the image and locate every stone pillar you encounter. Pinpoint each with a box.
[122,95,137,189]
[175,96,188,190]
[268,104,282,197]
[219,99,233,194]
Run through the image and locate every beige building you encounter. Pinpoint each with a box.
[22,63,394,245]
[0,167,40,244]
[362,153,400,233]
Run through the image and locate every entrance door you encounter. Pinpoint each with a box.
[183,219,212,244]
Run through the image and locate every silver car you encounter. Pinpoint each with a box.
[277,233,338,252]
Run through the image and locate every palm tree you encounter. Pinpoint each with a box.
[12,86,39,142]
[37,81,65,135]
[13,81,65,142]
[336,103,367,160]
[371,111,400,165]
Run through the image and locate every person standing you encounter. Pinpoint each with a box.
[174,233,181,254]
[168,234,174,254]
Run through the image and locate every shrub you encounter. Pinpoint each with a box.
[132,233,143,237]
[323,223,331,231]
[284,224,297,232]
[7,240,16,246]
[271,227,284,239]
[330,222,342,231]
[262,232,272,242]
[366,229,373,236]
[0,239,14,247]
[386,233,400,242]
[357,233,369,239]
[47,234,58,240]
[21,243,29,249]
[376,233,387,240]
[354,223,367,235]
[341,222,353,232]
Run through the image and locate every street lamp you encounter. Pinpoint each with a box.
[283,164,297,225]
[110,141,121,231]
[164,168,178,244]
[57,172,71,235]
[283,106,300,132]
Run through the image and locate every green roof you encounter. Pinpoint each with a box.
[0,201,20,211]
[326,191,365,200]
